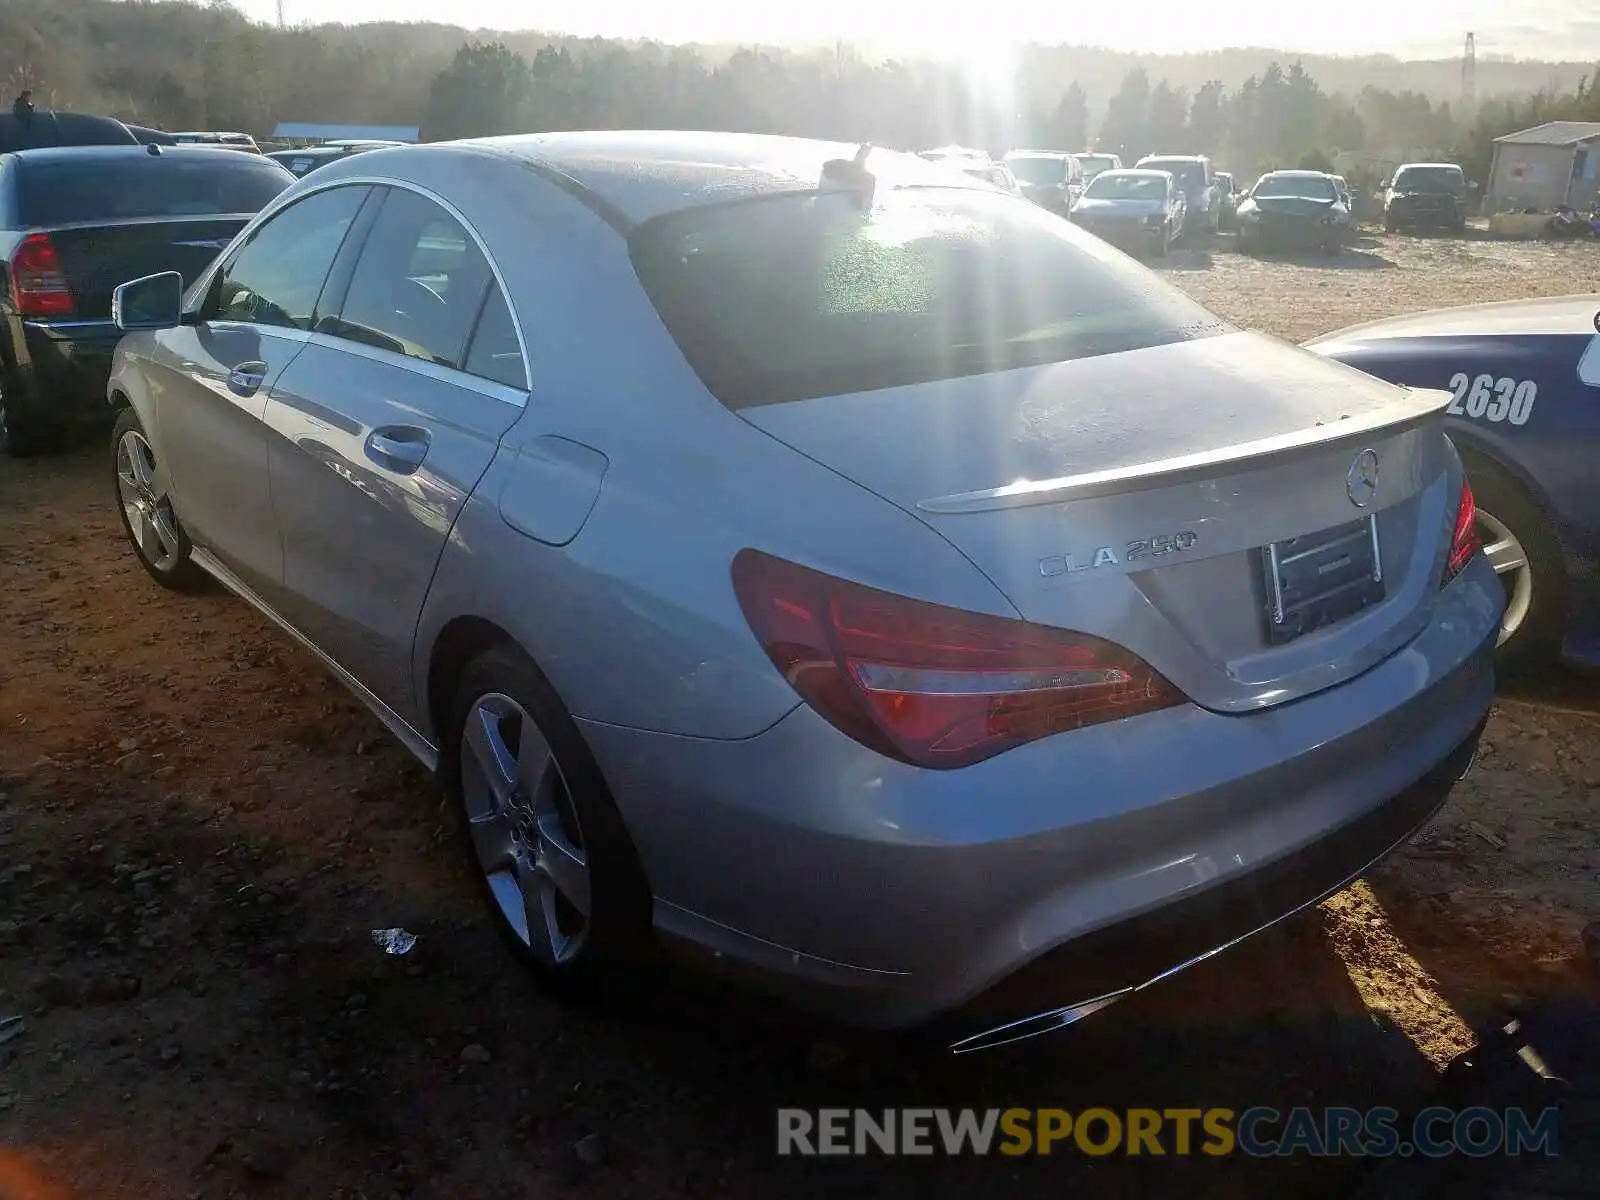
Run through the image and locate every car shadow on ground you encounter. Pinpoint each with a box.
[0,747,1532,1200]
[1234,244,1396,270]
[1357,662,1600,1197]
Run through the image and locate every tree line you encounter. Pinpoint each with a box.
[6,0,1600,189]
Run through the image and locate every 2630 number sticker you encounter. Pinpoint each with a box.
[1445,373,1536,426]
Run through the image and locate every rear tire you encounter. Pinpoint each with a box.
[444,643,656,1000]
[1460,452,1566,674]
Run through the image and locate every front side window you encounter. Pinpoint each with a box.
[1083,173,1169,202]
[1006,156,1066,187]
[1392,166,1464,194]
[631,186,1231,410]
[1141,159,1205,191]
[1253,174,1336,201]
[203,184,369,329]
[330,188,492,367]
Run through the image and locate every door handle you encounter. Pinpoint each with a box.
[365,425,431,473]
[226,361,267,397]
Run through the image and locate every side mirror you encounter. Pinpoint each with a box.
[1467,180,1481,191]
[1378,178,1391,190]
[112,271,184,332]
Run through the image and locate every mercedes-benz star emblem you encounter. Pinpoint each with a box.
[1346,448,1380,508]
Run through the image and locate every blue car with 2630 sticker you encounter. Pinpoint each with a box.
[1306,294,1600,671]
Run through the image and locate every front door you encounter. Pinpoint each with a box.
[263,186,528,721]
[151,184,372,595]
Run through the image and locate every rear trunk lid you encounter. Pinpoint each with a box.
[44,217,244,317]
[741,330,1460,714]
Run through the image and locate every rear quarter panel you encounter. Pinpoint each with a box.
[403,158,1016,742]
[1311,332,1600,561]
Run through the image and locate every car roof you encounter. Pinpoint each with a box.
[1139,154,1205,162]
[1092,168,1169,179]
[423,131,986,225]
[1005,149,1067,159]
[1260,169,1331,178]
[1395,162,1461,171]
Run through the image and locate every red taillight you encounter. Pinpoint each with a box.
[11,232,74,318]
[1442,478,1480,586]
[731,550,1185,770]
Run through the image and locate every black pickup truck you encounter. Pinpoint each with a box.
[0,144,292,454]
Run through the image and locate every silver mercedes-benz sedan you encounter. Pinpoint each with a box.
[104,132,1503,1052]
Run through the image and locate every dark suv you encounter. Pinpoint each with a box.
[1383,162,1473,233]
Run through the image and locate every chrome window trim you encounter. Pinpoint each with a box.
[303,329,530,408]
[185,172,533,403]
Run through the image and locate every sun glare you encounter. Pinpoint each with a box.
[953,37,1020,103]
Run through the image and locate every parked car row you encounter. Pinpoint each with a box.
[0,143,294,454]
[8,125,1580,1058]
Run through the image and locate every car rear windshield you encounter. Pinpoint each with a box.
[629,186,1231,410]
[1393,166,1463,193]
[1006,156,1066,186]
[1141,159,1206,189]
[1084,173,1166,201]
[17,154,292,225]
[1253,174,1335,200]
[1077,155,1117,177]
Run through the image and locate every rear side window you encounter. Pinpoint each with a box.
[630,187,1230,409]
[18,154,292,224]
[464,284,526,388]
[331,188,492,368]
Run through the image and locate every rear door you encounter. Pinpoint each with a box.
[262,185,527,717]
[151,184,373,595]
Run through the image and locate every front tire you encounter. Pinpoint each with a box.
[445,644,654,997]
[111,407,207,592]
[1461,452,1566,673]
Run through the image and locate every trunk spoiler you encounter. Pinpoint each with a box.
[916,387,1452,515]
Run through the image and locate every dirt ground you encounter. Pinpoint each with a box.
[1,230,1597,1200]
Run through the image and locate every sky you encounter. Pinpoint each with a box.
[234,0,1600,62]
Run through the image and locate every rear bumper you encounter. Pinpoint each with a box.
[1387,203,1465,227]
[941,722,1480,1050]
[8,317,121,431]
[1072,218,1167,253]
[1240,219,1341,247]
[579,554,1502,1030]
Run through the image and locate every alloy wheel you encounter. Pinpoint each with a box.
[1477,508,1532,647]
[459,692,591,966]
[115,430,183,572]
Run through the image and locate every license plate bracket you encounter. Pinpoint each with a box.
[1261,515,1384,645]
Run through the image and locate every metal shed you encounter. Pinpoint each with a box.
[1486,120,1600,213]
[271,122,421,146]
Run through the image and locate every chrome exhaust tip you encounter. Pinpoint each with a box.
[947,990,1128,1055]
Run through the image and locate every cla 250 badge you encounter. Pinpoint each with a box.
[1039,530,1198,577]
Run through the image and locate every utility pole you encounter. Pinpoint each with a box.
[1462,31,1476,111]
[277,0,286,28]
